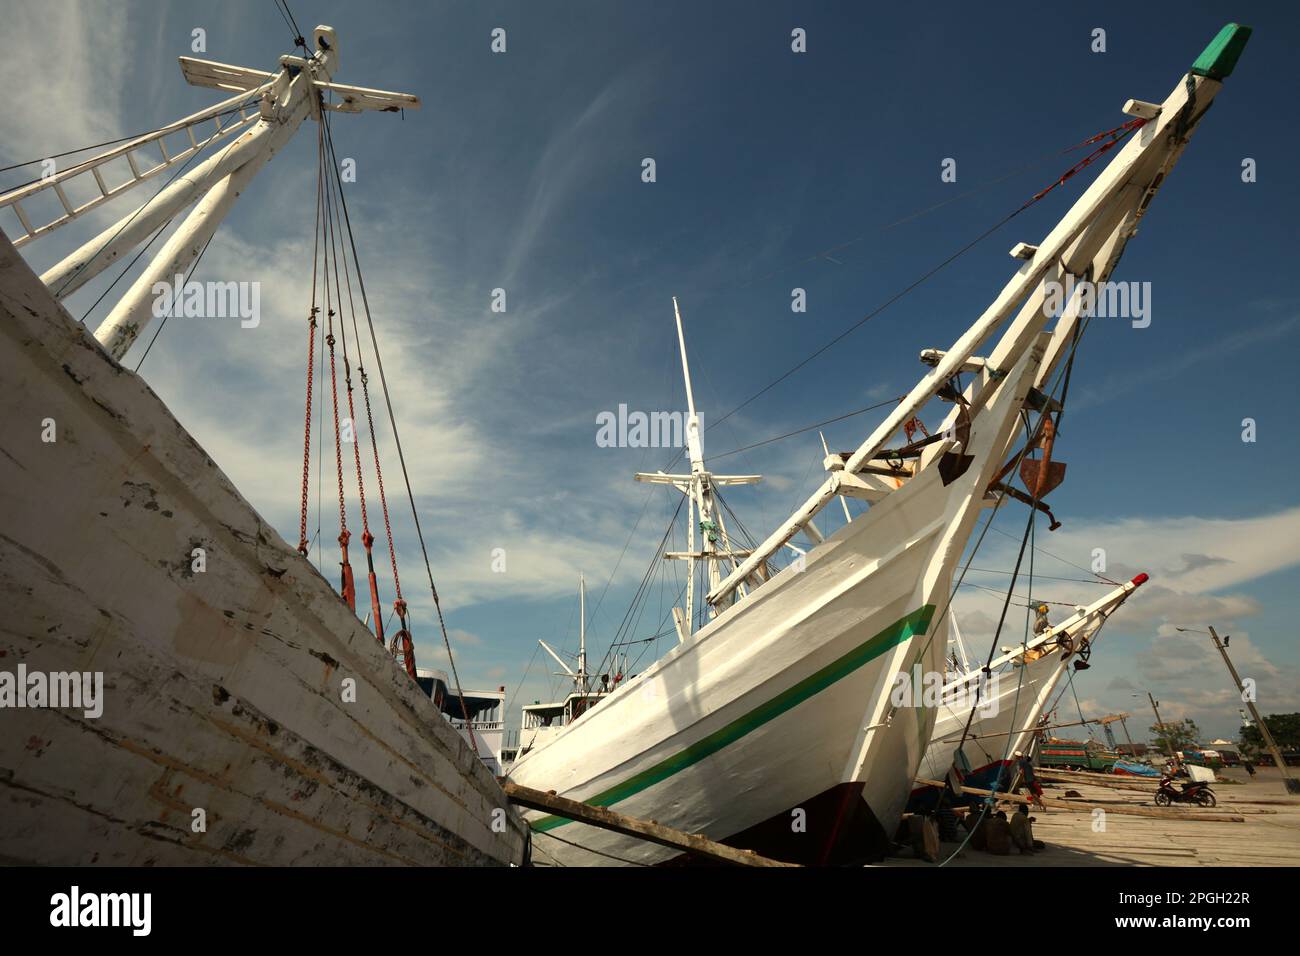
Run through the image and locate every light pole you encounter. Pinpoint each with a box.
[1116,714,1137,756]
[1134,691,1176,759]
[1176,625,1299,794]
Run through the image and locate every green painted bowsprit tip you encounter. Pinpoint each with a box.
[1191,23,1252,81]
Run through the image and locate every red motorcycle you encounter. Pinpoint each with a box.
[1155,775,1217,808]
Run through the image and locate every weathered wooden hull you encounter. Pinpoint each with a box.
[0,229,528,866]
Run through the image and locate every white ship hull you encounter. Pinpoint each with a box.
[509,336,1047,866]
[915,576,1143,799]
[920,651,1064,786]
[0,230,528,866]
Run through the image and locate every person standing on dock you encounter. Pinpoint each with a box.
[1016,751,1045,807]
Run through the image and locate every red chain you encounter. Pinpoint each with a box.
[1032,118,1148,203]
[342,349,382,639]
[327,316,357,612]
[296,308,317,554]
[343,364,370,535]
[298,129,325,557]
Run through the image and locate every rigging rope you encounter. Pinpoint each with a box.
[319,134,356,613]
[653,118,1150,479]
[327,135,409,643]
[1030,118,1147,203]
[958,581,1088,607]
[322,130,382,642]
[81,211,178,324]
[62,99,262,316]
[704,396,905,463]
[0,102,256,183]
[929,303,1100,862]
[133,231,215,372]
[591,492,686,681]
[964,567,1114,586]
[871,265,1095,860]
[320,109,476,746]
[705,205,1031,440]
[271,0,309,55]
[744,110,1152,289]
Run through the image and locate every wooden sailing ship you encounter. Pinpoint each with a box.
[507,24,1251,866]
[0,25,527,865]
[914,574,1147,800]
[506,576,616,770]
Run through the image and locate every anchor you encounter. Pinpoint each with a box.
[1019,416,1067,498]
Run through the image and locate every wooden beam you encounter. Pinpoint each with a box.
[710,69,1222,608]
[915,779,1244,823]
[1036,769,1160,792]
[502,782,799,867]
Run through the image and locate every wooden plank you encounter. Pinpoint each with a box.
[1039,768,1160,788]
[502,782,798,867]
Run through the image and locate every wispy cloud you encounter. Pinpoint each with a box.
[1072,313,1300,411]
[949,506,1300,738]
[501,66,654,286]
[0,1,131,159]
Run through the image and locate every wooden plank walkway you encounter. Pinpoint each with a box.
[885,767,1300,867]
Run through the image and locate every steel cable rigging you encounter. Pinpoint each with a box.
[313,104,479,745]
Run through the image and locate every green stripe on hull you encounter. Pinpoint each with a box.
[531,604,935,832]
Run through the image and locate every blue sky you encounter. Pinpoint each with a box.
[3,0,1298,742]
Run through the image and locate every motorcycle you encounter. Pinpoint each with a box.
[1154,775,1217,808]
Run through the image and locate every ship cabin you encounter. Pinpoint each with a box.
[507,691,608,764]
[416,668,508,775]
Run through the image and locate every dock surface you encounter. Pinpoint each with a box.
[886,767,1300,867]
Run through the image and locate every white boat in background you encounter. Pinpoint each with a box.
[416,669,509,775]
[502,576,617,772]
[506,25,1250,866]
[914,573,1147,801]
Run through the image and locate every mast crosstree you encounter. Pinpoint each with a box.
[635,298,761,639]
[0,25,419,361]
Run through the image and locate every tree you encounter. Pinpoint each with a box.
[1150,717,1200,753]
[1240,712,1300,756]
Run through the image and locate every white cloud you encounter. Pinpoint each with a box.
[499,67,652,286]
[0,1,130,160]
[948,505,1300,739]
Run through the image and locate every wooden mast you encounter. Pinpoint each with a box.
[635,298,761,638]
[578,573,588,696]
